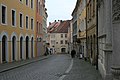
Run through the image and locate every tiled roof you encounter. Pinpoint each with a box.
[47,20,71,33]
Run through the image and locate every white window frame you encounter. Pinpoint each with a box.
[1,4,7,25]
[31,17,34,30]
[26,0,29,7]
[30,0,34,9]
[19,12,24,29]
[19,0,23,4]
[11,9,16,27]
[25,15,29,30]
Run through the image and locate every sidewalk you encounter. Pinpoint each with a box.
[0,55,51,73]
[63,58,103,80]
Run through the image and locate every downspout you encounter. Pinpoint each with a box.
[96,0,99,70]
[85,0,88,61]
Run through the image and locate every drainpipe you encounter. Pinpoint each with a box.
[85,0,88,61]
[96,0,99,70]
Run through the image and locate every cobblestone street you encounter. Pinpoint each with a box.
[0,54,102,80]
[63,58,102,80]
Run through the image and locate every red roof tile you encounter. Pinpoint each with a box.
[47,20,71,33]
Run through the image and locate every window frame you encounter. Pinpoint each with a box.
[26,0,29,7]
[19,0,23,4]
[25,15,29,30]
[1,4,7,25]
[19,12,24,29]
[11,9,16,27]
[61,34,63,38]
[60,40,63,44]
[31,17,34,30]
[31,0,34,9]
[65,40,68,44]
[65,34,67,38]
[37,21,39,33]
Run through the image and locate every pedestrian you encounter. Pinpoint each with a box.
[71,49,76,58]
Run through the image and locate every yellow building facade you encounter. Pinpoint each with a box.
[0,0,36,63]
[77,0,86,59]
[86,0,97,65]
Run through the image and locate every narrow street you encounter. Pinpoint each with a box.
[0,54,102,80]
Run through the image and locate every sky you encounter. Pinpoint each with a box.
[46,0,77,26]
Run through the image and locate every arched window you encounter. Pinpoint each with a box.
[2,35,7,63]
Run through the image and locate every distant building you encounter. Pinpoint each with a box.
[47,20,71,54]
[0,0,36,63]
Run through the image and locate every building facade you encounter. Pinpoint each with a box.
[47,20,70,54]
[68,20,73,54]
[98,0,113,79]
[111,0,120,80]
[0,0,36,63]
[86,0,97,65]
[42,0,48,46]
[36,0,48,56]
[72,4,78,52]
[77,0,87,59]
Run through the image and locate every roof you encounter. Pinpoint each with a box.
[47,20,71,33]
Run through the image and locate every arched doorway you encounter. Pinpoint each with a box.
[12,36,16,61]
[61,48,66,53]
[20,37,23,60]
[31,37,33,58]
[26,36,29,59]
[2,35,7,63]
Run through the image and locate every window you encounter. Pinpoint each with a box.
[31,18,33,30]
[26,0,29,6]
[20,13,23,28]
[51,40,55,44]
[65,40,68,44]
[89,3,91,20]
[31,0,33,9]
[39,2,42,16]
[11,9,16,26]
[93,0,95,16]
[40,24,42,33]
[37,0,38,12]
[65,34,67,38]
[39,2,40,15]
[1,4,7,24]
[51,34,55,38]
[60,40,63,44]
[37,22,38,33]
[61,34,63,38]
[39,23,40,33]
[26,16,29,29]
[20,0,23,3]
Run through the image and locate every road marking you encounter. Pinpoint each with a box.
[58,59,73,80]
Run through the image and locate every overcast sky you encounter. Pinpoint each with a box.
[46,0,77,26]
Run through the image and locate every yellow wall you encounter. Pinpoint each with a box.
[0,0,36,63]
